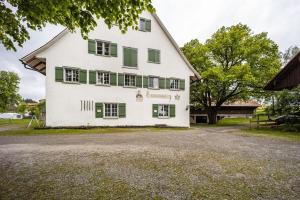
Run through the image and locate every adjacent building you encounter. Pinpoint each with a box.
[20,12,200,127]
[190,101,260,124]
[264,51,300,91]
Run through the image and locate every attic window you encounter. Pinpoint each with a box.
[139,18,151,32]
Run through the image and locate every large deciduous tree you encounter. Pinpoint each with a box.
[0,71,21,112]
[281,45,300,65]
[1,0,154,51]
[182,24,281,124]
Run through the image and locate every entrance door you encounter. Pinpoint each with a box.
[196,116,208,123]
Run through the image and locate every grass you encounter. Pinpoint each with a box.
[217,117,250,126]
[0,119,31,126]
[241,128,300,141]
[0,123,189,136]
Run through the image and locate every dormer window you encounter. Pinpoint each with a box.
[139,18,151,32]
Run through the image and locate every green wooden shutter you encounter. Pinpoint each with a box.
[95,103,103,118]
[180,79,185,90]
[88,39,96,54]
[110,43,117,57]
[123,48,131,66]
[166,78,171,89]
[55,67,64,82]
[136,75,143,88]
[118,73,124,86]
[143,76,149,88]
[89,70,96,84]
[132,48,138,67]
[170,104,176,117]
[124,48,138,67]
[148,49,155,62]
[159,77,166,89]
[110,72,117,86]
[79,69,87,84]
[118,103,126,118]
[156,50,160,63]
[152,104,158,118]
[145,20,151,32]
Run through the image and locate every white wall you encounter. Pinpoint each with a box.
[38,12,194,127]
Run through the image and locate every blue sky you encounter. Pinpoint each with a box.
[1,0,300,101]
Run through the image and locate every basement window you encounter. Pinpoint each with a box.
[64,68,79,83]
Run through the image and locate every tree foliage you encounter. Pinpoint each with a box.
[1,0,154,51]
[182,24,281,124]
[0,70,21,112]
[267,86,300,116]
[280,45,299,65]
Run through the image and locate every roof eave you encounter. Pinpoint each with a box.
[151,13,201,80]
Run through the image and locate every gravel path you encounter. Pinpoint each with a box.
[0,127,299,199]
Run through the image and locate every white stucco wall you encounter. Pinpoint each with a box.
[37,12,194,127]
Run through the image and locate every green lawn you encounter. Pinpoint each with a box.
[242,128,300,141]
[217,117,250,126]
[0,119,31,126]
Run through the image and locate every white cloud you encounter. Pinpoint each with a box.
[0,0,299,100]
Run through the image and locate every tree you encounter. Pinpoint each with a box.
[0,71,21,112]
[281,45,299,65]
[17,101,27,114]
[182,24,281,124]
[267,86,300,116]
[1,0,154,51]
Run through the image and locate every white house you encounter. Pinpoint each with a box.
[20,12,200,128]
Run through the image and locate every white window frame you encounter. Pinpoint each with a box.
[158,104,170,118]
[104,103,118,118]
[96,40,111,56]
[170,79,180,90]
[97,71,110,85]
[139,18,146,31]
[64,67,79,83]
[124,74,136,87]
[148,76,159,89]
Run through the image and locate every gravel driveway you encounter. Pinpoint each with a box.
[0,127,299,199]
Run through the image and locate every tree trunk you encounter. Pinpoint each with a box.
[207,108,218,124]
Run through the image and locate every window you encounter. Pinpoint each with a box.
[123,47,138,67]
[140,18,146,31]
[148,49,160,63]
[170,79,180,90]
[97,71,110,85]
[158,105,169,118]
[64,68,79,83]
[96,41,110,56]
[139,18,151,32]
[124,74,136,87]
[149,77,159,89]
[104,103,118,118]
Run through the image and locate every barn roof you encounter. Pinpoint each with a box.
[264,51,300,91]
